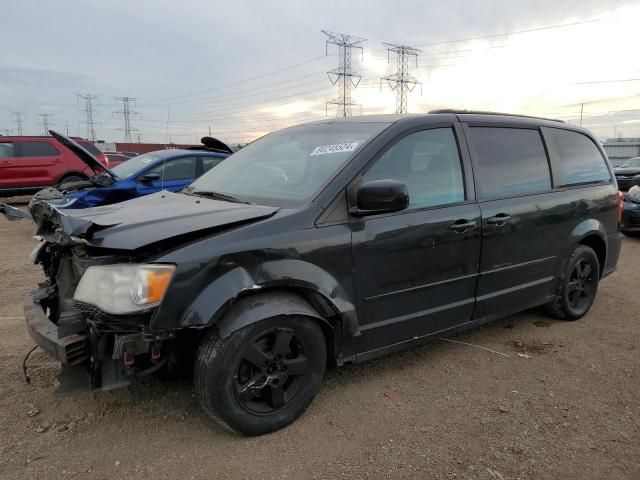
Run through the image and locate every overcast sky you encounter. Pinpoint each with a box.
[1,0,639,144]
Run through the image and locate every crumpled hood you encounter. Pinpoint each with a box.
[31,191,279,250]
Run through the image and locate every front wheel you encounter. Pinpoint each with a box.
[546,245,600,321]
[194,316,326,436]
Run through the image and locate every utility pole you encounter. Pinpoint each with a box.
[136,133,142,143]
[11,112,24,135]
[113,96,138,142]
[322,30,366,117]
[579,103,584,127]
[208,124,212,136]
[37,113,53,135]
[381,43,422,114]
[77,93,99,140]
[64,121,70,135]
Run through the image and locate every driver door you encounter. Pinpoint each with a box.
[349,126,482,354]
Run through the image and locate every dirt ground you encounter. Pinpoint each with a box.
[0,200,638,480]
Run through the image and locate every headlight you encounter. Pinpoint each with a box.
[73,264,175,315]
[628,185,640,204]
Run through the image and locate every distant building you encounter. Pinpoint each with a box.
[603,138,640,166]
[95,141,202,155]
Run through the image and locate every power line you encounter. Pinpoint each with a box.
[381,43,422,114]
[37,113,53,135]
[113,96,139,142]
[322,30,366,117]
[144,55,333,105]
[11,112,24,135]
[77,93,99,140]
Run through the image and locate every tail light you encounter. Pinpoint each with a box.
[617,190,624,225]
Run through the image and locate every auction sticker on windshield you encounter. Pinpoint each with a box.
[310,142,359,156]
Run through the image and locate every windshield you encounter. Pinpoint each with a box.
[111,152,164,178]
[618,157,640,168]
[187,122,389,206]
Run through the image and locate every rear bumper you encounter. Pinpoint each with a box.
[24,286,88,365]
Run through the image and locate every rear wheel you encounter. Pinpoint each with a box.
[194,316,326,436]
[57,174,86,187]
[546,245,600,320]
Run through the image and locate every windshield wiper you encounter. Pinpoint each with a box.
[186,189,253,204]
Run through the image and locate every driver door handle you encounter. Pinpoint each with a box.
[487,213,511,225]
[448,220,477,232]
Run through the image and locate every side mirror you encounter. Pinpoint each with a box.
[352,179,409,216]
[140,173,160,183]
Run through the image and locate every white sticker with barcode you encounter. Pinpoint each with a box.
[310,142,359,156]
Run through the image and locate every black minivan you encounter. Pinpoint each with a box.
[24,112,622,435]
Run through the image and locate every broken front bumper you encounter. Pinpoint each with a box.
[24,286,88,365]
[24,285,132,392]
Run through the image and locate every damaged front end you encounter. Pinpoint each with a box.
[23,191,279,393]
[25,201,168,393]
[26,238,167,393]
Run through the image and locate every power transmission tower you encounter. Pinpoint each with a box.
[77,93,99,140]
[322,30,366,117]
[136,133,142,143]
[113,96,138,142]
[380,43,422,114]
[38,113,53,135]
[11,112,24,135]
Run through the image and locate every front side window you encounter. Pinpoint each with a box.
[0,142,14,158]
[188,122,389,206]
[146,157,197,181]
[469,127,551,200]
[202,156,224,173]
[545,128,611,185]
[19,141,59,157]
[361,128,465,209]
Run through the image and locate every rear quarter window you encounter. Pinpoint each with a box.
[543,128,611,186]
[18,141,59,157]
[468,127,551,200]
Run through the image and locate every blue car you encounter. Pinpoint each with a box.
[31,131,231,210]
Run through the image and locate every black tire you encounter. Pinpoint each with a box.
[57,174,86,187]
[194,316,326,436]
[546,245,600,321]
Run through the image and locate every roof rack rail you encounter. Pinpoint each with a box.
[428,109,565,123]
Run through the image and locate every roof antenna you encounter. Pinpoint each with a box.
[161,103,171,193]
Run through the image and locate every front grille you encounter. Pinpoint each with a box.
[74,302,151,334]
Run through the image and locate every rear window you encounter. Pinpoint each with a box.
[0,142,14,158]
[19,141,59,157]
[544,128,611,185]
[469,127,551,200]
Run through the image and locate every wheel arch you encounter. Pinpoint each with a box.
[578,233,606,277]
[213,289,341,365]
[570,219,608,277]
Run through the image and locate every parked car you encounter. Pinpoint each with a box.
[22,112,621,436]
[613,156,640,191]
[621,185,640,236]
[16,131,230,210]
[120,151,139,158]
[0,135,109,196]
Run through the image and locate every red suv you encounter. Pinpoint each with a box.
[0,136,109,196]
